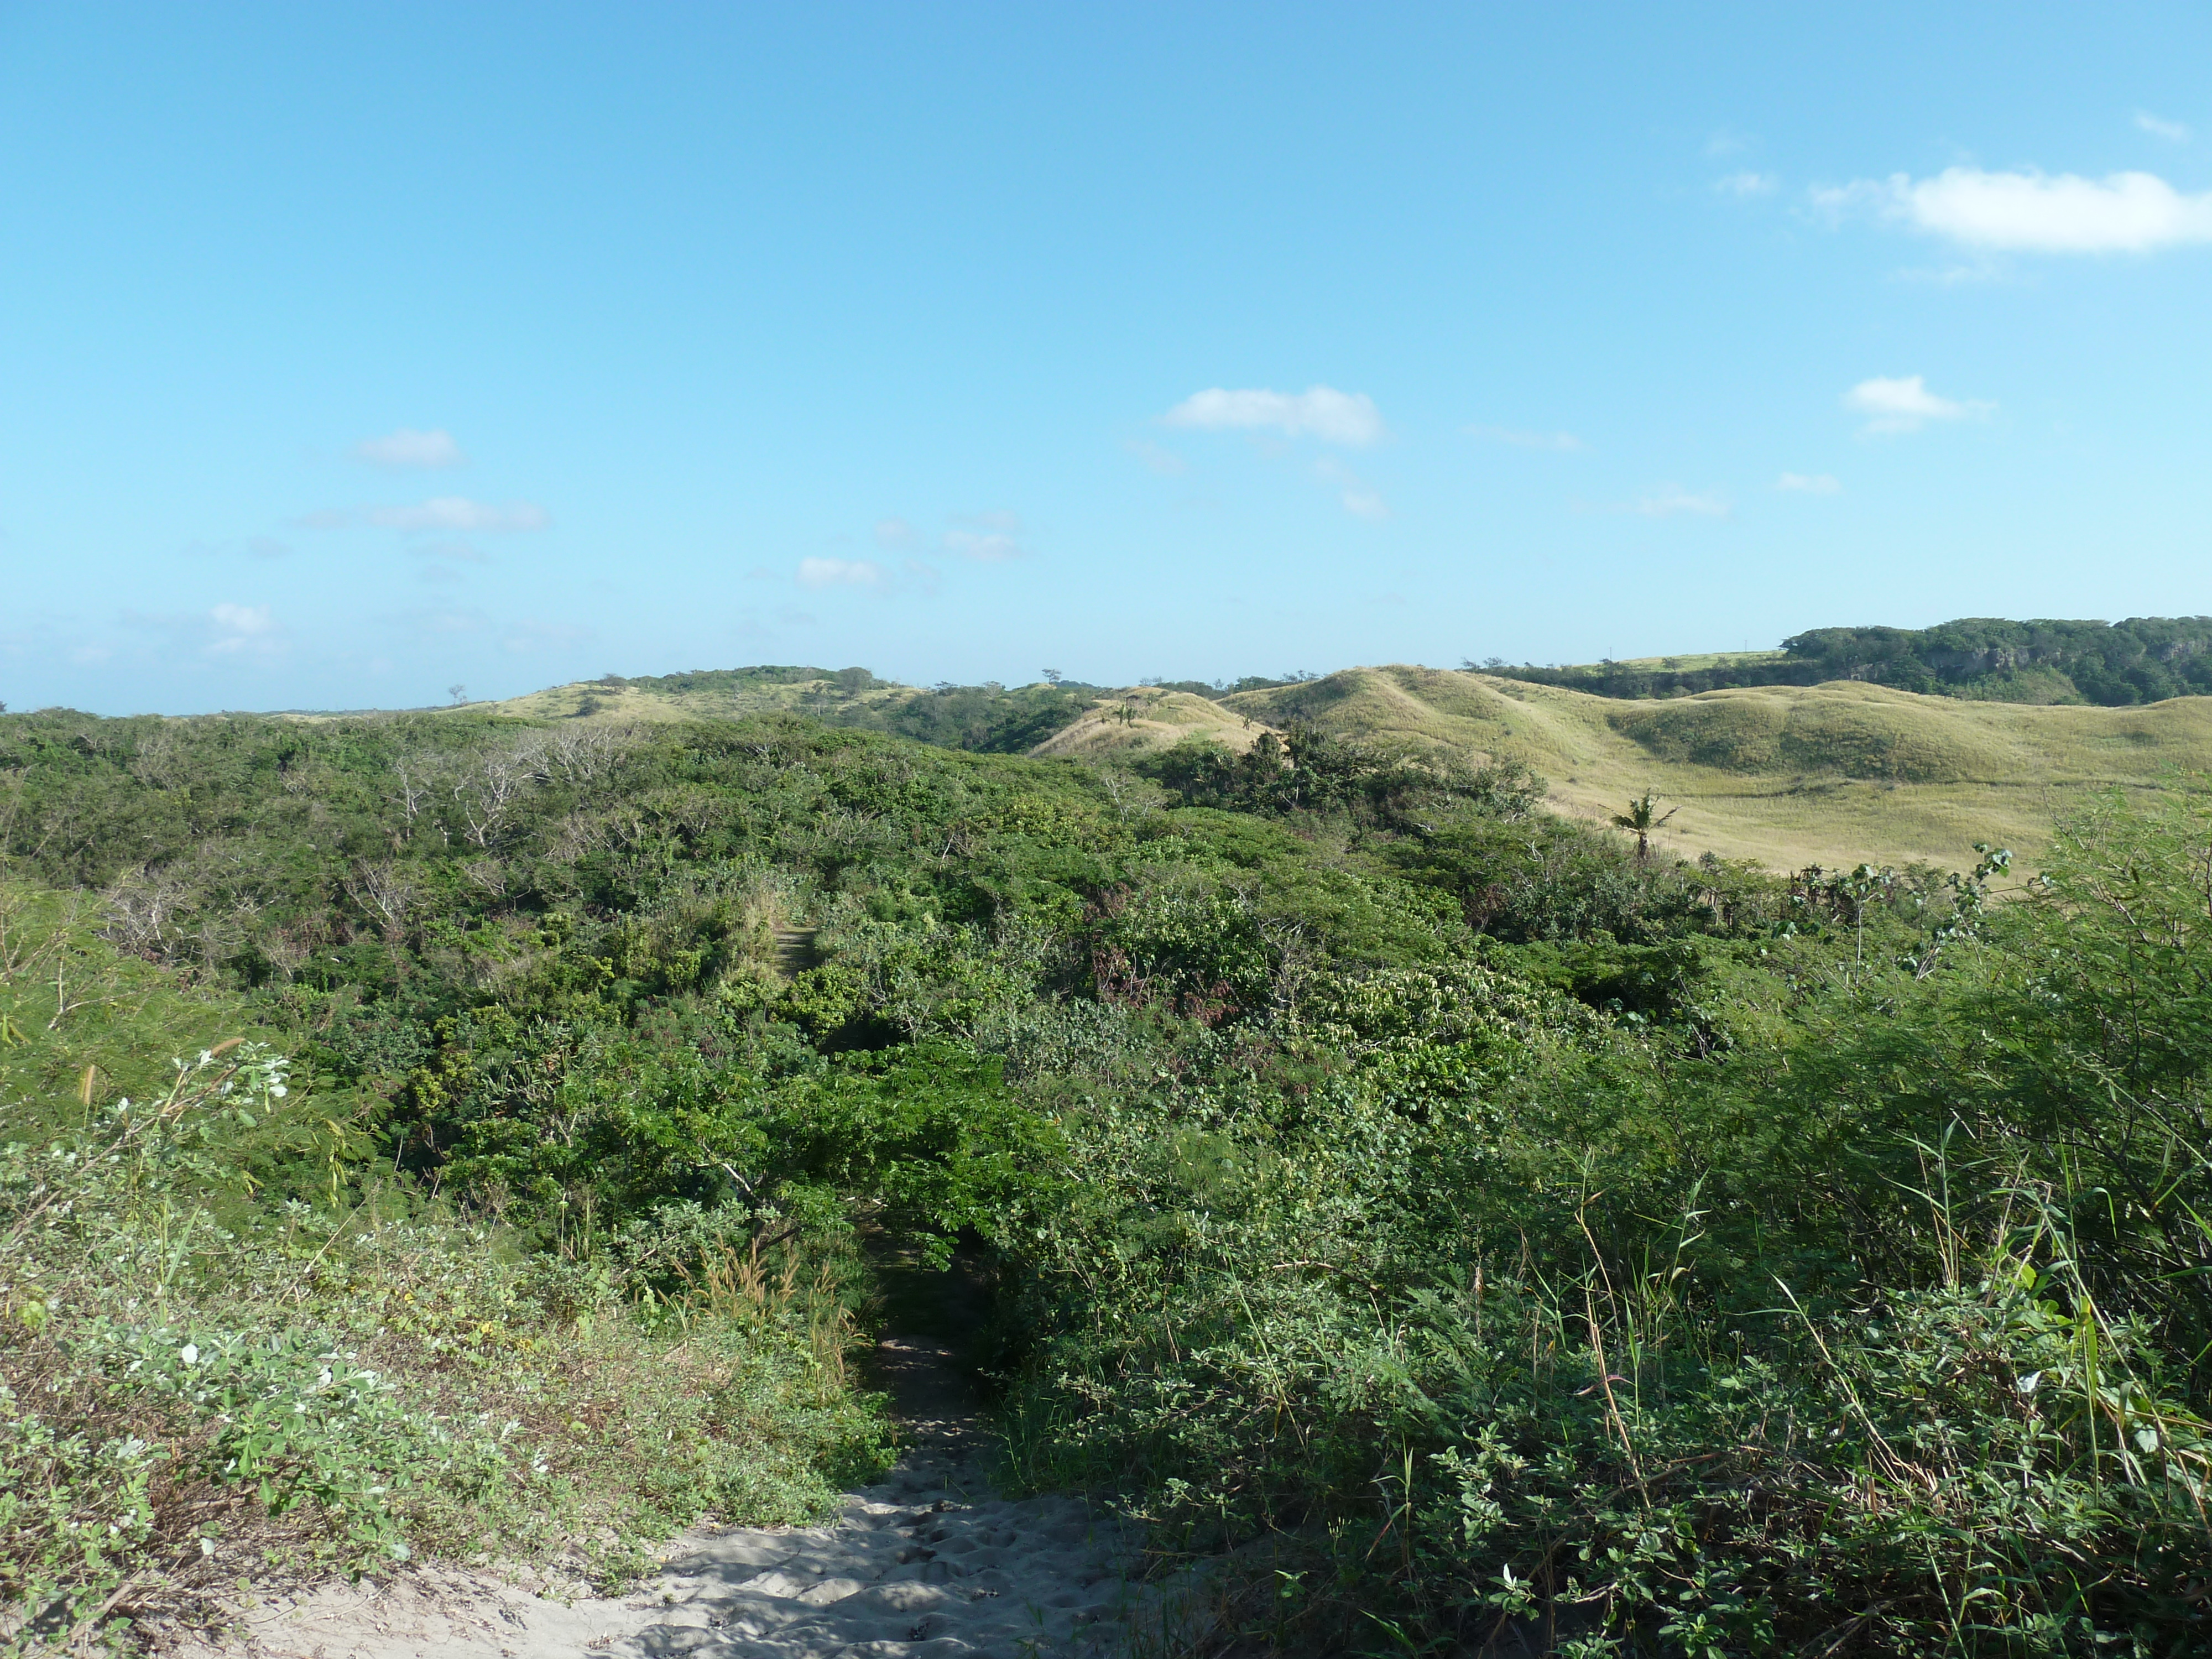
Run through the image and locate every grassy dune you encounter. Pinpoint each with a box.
[481,676,911,724]
[448,665,2212,870]
[1220,666,2212,869]
[1027,686,1272,758]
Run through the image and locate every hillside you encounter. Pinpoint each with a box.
[1027,685,1276,758]
[1223,665,2212,870]
[426,654,2212,871]
[483,666,910,724]
[1498,614,2212,705]
[477,666,1099,754]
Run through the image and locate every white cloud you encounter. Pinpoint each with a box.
[1124,439,1188,476]
[2137,111,2192,143]
[211,601,272,634]
[945,530,1024,561]
[1162,385,1385,446]
[1816,166,2212,253]
[796,556,883,588]
[945,512,1029,560]
[1467,424,1584,452]
[367,498,550,532]
[1844,374,1993,434]
[873,517,917,550]
[1636,486,1730,519]
[1776,472,1843,494]
[1315,455,1390,520]
[1705,129,1754,158]
[354,427,466,467]
[1715,170,1778,197]
[208,602,277,656]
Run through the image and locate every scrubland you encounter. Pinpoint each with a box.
[2,700,2209,1655]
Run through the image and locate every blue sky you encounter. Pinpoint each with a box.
[3,3,2209,714]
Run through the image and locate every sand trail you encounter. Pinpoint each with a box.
[178,1333,1170,1659]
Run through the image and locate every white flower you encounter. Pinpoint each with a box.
[180,1343,200,1368]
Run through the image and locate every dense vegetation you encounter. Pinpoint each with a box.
[3,702,2209,1655]
[1492,615,2212,706]
[591,663,1108,753]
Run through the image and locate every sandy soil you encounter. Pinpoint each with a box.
[166,1330,1180,1659]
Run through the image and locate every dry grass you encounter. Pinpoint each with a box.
[1027,688,1275,759]
[1219,666,2212,870]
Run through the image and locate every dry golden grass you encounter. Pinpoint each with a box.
[1028,687,1275,759]
[1220,666,2212,871]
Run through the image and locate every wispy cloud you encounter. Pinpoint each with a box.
[1844,374,1993,434]
[2137,111,2192,143]
[1315,456,1389,520]
[184,536,293,559]
[354,427,466,468]
[796,556,883,589]
[1162,385,1385,446]
[1705,129,1755,158]
[502,619,590,653]
[1814,166,2212,252]
[368,498,549,533]
[388,606,487,638]
[1467,424,1584,452]
[409,540,490,563]
[1635,486,1730,519]
[944,530,1024,561]
[945,511,1029,560]
[1714,170,1778,197]
[873,517,917,550]
[1124,438,1189,476]
[1776,472,1843,494]
[208,602,279,657]
[298,498,547,532]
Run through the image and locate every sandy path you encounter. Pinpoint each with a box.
[174,1332,1175,1659]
